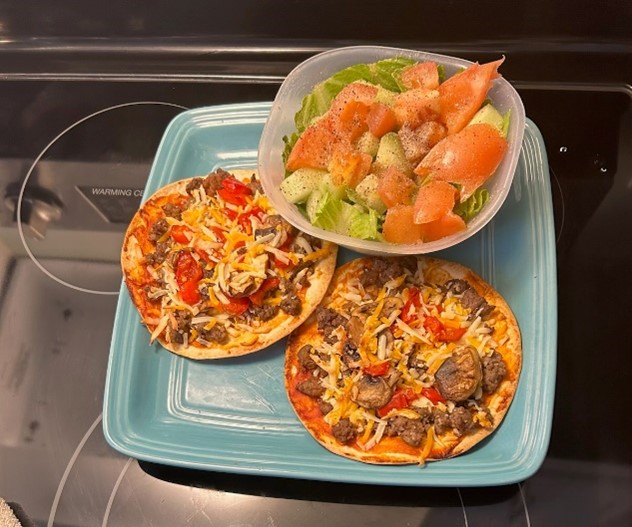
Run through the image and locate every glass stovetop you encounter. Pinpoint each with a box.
[0,47,631,527]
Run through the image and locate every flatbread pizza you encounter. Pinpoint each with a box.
[285,256,521,464]
[121,168,338,359]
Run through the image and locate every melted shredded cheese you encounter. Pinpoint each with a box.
[305,259,507,456]
[138,171,332,348]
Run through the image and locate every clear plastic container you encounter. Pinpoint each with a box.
[258,46,526,255]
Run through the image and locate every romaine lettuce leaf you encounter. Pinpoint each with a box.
[502,109,512,138]
[282,131,300,167]
[310,191,380,240]
[371,57,417,92]
[437,64,446,84]
[454,188,490,222]
[310,191,340,231]
[348,206,380,240]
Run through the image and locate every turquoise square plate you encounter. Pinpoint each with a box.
[103,102,557,486]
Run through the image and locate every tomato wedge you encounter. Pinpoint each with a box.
[413,180,458,224]
[286,120,337,171]
[392,88,441,129]
[328,82,379,120]
[438,58,504,135]
[399,61,440,90]
[414,123,508,200]
[329,148,372,188]
[287,82,378,172]
[336,99,370,141]
[377,166,416,208]
[382,205,424,244]
[419,211,467,242]
[366,102,397,138]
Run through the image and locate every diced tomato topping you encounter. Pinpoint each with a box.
[441,327,468,342]
[217,176,252,206]
[221,175,253,195]
[248,277,280,306]
[238,215,252,234]
[210,226,226,242]
[222,207,238,220]
[170,224,191,244]
[248,206,265,219]
[423,315,466,342]
[271,233,296,269]
[175,252,202,287]
[273,256,292,269]
[377,388,419,417]
[194,248,211,262]
[220,297,251,315]
[218,188,249,206]
[237,206,265,235]
[179,281,200,304]
[400,287,421,323]
[174,251,203,304]
[423,315,445,335]
[278,235,294,252]
[421,387,446,405]
[363,361,390,377]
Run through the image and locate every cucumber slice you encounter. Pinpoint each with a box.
[355,174,386,214]
[373,132,413,176]
[306,189,324,223]
[468,104,505,137]
[280,168,328,204]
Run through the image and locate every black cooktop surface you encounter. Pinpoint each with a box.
[1,23,631,527]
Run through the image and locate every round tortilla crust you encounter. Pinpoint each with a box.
[285,255,522,464]
[121,169,338,360]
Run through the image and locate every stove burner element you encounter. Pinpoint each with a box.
[16,101,187,294]
[4,182,63,239]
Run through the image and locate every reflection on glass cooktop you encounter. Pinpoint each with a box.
[0,75,630,527]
